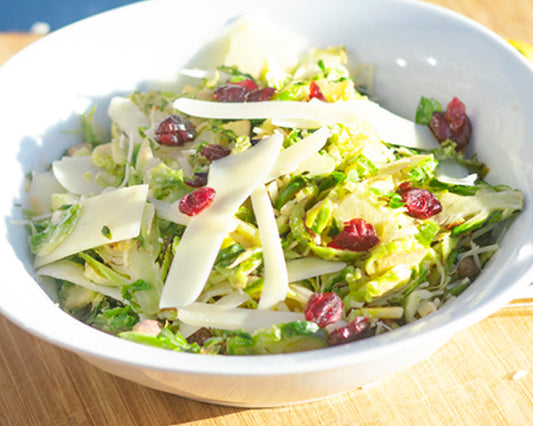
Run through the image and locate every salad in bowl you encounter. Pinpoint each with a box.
[22,17,523,357]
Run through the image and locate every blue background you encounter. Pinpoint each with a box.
[0,0,142,32]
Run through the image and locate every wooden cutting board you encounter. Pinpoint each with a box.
[1,1,532,424]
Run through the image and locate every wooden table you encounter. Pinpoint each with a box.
[1,1,532,424]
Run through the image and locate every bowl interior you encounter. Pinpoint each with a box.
[1,0,532,374]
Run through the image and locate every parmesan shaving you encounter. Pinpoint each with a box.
[107,97,147,145]
[180,291,251,338]
[159,134,283,308]
[34,184,149,267]
[149,198,191,226]
[178,303,305,331]
[435,158,477,186]
[52,156,103,195]
[37,259,124,301]
[286,258,347,282]
[265,127,329,181]
[173,98,438,150]
[251,185,288,310]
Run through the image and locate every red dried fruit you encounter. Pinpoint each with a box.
[246,86,276,102]
[201,144,231,162]
[234,78,259,91]
[304,292,344,328]
[179,187,216,216]
[154,114,196,146]
[213,80,275,103]
[309,81,327,102]
[327,218,379,252]
[429,97,472,151]
[445,97,467,130]
[213,84,248,102]
[397,182,442,219]
[184,172,208,188]
[327,317,370,346]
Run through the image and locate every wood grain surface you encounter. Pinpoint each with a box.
[1,1,532,425]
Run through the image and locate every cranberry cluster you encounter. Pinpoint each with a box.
[429,97,472,150]
[213,78,275,102]
[304,292,370,346]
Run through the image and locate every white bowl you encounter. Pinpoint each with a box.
[1,0,533,407]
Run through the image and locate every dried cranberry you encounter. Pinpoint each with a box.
[309,81,327,102]
[213,84,248,102]
[234,78,258,91]
[327,218,379,252]
[304,292,344,328]
[201,144,231,162]
[213,80,275,103]
[246,87,276,102]
[179,187,216,216]
[397,182,442,219]
[328,317,370,346]
[429,111,452,140]
[154,114,196,146]
[184,172,208,187]
[445,97,467,130]
[429,97,472,151]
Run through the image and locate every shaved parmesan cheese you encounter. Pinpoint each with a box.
[265,127,329,181]
[286,258,347,282]
[221,14,308,78]
[149,198,190,226]
[26,171,65,214]
[37,259,124,301]
[222,119,251,137]
[435,158,477,186]
[52,155,103,195]
[178,303,305,331]
[108,97,148,144]
[251,185,288,310]
[173,98,438,150]
[34,184,149,268]
[159,134,284,309]
[292,151,337,177]
[180,291,251,338]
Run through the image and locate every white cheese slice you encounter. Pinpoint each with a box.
[221,13,308,78]
[435,158,477,186]
[179,291,251,338]
[265,127,329,182]
[52,155,103,195]
[292,151,337,177]
[34,184,149,268]
[26,170,65,214]
[107,97,148,144]
[286,258,347,283]
[178,303,305,332]
[37,259,124,301]
[159,134,284,309]
[149,199,191,226]
[173,98,438,150]
[251,185,288,310]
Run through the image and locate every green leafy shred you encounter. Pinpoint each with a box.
[415,96,442,125]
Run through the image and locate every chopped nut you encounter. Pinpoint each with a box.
[132,319,162,336]
[457,257,481,280]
